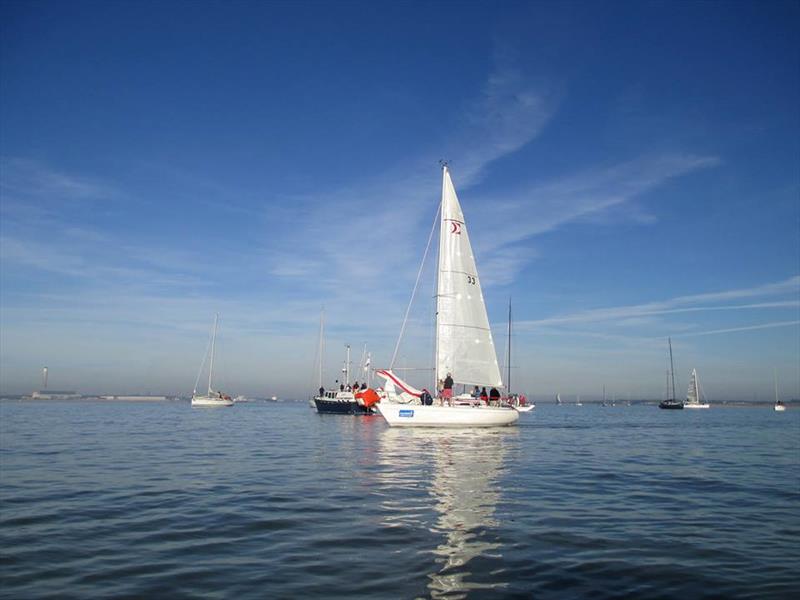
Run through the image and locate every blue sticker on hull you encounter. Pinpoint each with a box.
[399,409,414,418]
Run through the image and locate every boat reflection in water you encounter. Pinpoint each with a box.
[378,427,516,598]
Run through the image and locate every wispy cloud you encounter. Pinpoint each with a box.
[469,154,721,265]
[452,66,560,185]
[0,157,116,204]
[518,276,800,329]
[670,320,800,338]
[254,63,562,304]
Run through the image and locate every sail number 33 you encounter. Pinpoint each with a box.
[466,275,477,285]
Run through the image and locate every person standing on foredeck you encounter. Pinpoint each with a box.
[442,373,454,402]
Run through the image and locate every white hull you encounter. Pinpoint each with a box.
[376,402,519,427]
[513,405,535,413]
[774,404,786,412]
[684,403,710,409]
[191,395,233,407]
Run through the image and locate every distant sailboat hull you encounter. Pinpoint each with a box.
[191,395,233,407]
[314,397,374,415]
[377,402,518,427]
[658,400,684,410]
[684,403,710,409]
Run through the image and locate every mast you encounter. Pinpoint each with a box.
[773,368,779,403]
[434,163,446,389]
[666,369,670,401]
[668,337,676,401]
[345,344,351,387]
[507,297,512,394]
[317,309,325,388]
[208,313,218,395]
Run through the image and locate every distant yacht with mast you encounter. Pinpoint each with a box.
[504,297,533,411]
[684,368,710,409]
[659,337,684,410]
[773,368,786,412]
[313,342,379,415]
[29,367,79,400]
[191,314,233,407]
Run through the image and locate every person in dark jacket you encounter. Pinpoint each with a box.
[480,387,488,403]
[489,387,501,404]
[442,373,454,401]
[319,386,324,396]
[420,389,433,406]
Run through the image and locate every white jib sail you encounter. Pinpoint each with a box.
[686,368,699,404]
[435,167,503,389]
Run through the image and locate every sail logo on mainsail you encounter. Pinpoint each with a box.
[446,219,462,234]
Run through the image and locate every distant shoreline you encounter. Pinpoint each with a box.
[0,396,795,407]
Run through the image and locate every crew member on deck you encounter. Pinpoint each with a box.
[420,388,433,405]
[442,373,454,401]
[319,386,324,396]
[480,387,489,403]
[489,387,501,404]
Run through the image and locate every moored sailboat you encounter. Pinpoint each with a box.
[314,343,379,415]
[773,368,786,412]
[658,337,684,410]
[376,165,518,428]
[684,368,710,408]
[191,314,234,407]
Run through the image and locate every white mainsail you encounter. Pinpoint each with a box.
[686,368,699,404]
[684,367,709,408]
[435,167,503,389]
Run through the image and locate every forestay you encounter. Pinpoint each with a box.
[435,167,503,388]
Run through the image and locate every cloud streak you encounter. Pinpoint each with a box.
[670,320,800,338]
[518,276,800,329]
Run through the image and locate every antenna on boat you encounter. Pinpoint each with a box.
[438,159,450,169]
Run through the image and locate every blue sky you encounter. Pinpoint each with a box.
[1,0,798,400]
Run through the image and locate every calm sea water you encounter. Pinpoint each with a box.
[1,400,798,599]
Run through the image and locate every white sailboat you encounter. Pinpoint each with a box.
[684,368,710,409]
[773,368,786,412]
[191,314,234,407]
[376,165,519,427]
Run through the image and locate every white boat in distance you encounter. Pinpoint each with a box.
[773,368,786,412]
[376,165,518,428]
[684,368,710,409]
[191,314,233,407]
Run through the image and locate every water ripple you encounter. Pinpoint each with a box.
[1,401,798,599]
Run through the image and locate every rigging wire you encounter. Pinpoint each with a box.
[390,200,441,369]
